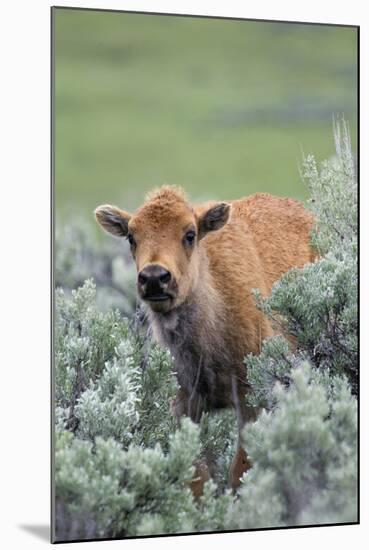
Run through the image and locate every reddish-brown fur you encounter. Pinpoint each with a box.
[95,186,315,492]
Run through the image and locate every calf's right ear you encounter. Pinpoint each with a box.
[94,205,131,237]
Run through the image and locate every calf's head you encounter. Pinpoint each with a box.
[95,186,230,313]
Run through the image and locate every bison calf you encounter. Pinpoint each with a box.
[95,186,315,491]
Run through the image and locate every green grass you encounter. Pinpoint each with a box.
[54,9,357,222]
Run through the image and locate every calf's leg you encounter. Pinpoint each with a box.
[230,376,260,489]
[229,445,252,490]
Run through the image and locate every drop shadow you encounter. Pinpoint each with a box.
[18,524,50,542]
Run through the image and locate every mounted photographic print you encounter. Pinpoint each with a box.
[51,6,359,543]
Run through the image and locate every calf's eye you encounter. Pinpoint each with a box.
[127,234,136,247]
[184,230,196,245]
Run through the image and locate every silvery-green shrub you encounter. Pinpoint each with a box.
[227,363,357,529]
[55,222,137,315]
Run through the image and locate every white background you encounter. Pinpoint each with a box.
[0,0,366,548]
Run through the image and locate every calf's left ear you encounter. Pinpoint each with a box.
[94,204,131,237]
[197,202,231,239]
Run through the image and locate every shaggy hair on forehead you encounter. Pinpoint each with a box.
[135,185,193,226]
[144,185,189,205]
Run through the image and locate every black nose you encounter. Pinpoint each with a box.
[138,265,172,295]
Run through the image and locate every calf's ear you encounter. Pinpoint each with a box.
[94,205,131,237]
[197,202,231,239]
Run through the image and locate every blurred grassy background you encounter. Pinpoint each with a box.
[54,8,357,223]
